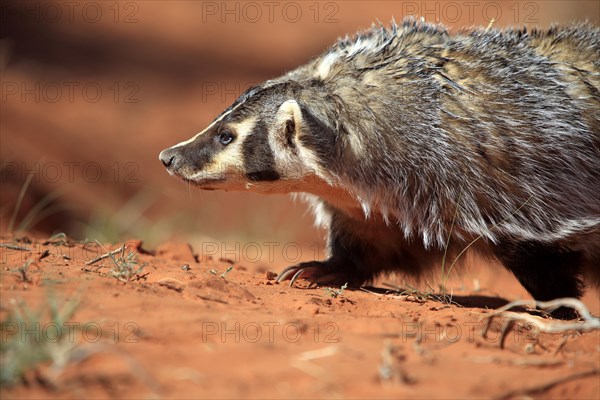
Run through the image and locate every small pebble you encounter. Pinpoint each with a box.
[265,271,278,281]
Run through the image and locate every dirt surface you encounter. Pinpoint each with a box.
[1,234,598,399]
[2,2,600,398]
[2,1,600,248]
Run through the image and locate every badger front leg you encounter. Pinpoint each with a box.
[276,244,373,288]
[276,259,355,287]
[277,204,362,287]
[276,206,369,287]
[276,207,411,288]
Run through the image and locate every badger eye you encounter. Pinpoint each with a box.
[218,131,234,146]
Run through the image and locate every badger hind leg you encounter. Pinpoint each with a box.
[493,240,584,320]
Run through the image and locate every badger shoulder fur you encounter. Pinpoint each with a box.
[160,18,600,318]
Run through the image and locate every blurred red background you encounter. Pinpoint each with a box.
[1,1,598,265]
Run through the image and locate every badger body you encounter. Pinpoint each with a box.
[160,19,600,318]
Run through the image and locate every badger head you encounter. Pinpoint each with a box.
[159,80,345,195]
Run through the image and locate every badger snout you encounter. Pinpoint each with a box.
[158,140,229,187]
[159,147,180,172]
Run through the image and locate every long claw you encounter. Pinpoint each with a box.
[289,269,305,287]
[289,267,319,287]
[276,266,299,283]
[276,261,346,288]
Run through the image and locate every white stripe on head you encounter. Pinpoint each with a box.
[173,80,289,150]
[171,85,263,150]
[171,108,235,149]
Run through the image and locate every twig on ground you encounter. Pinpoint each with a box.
[493,368,599,400]
[468,355,564,367]
[85,244,126,265]
[484,298,599,332]
[0,243,31,251]
[481,298,599,349]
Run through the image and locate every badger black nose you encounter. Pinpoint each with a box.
[159,147,178,169]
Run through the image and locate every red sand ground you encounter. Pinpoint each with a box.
[2,2,599,399]
[1,234,598,399]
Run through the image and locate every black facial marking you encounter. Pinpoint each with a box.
[242,120,281,182]
[168,133,218,175]
[285,119,297,151]
[298,105,337,166]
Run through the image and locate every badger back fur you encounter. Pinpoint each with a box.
[160,19,600,318]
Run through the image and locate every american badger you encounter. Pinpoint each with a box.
[160,19,600,318]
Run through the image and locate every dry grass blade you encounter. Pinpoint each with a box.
[8,170,35,233]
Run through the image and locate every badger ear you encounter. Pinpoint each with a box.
[276,99,302,149]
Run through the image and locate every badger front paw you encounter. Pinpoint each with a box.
[276,260,351,288]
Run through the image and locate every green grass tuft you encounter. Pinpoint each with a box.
[105,246,146,283]
[324,283,348,298]
[0,292,80,387]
